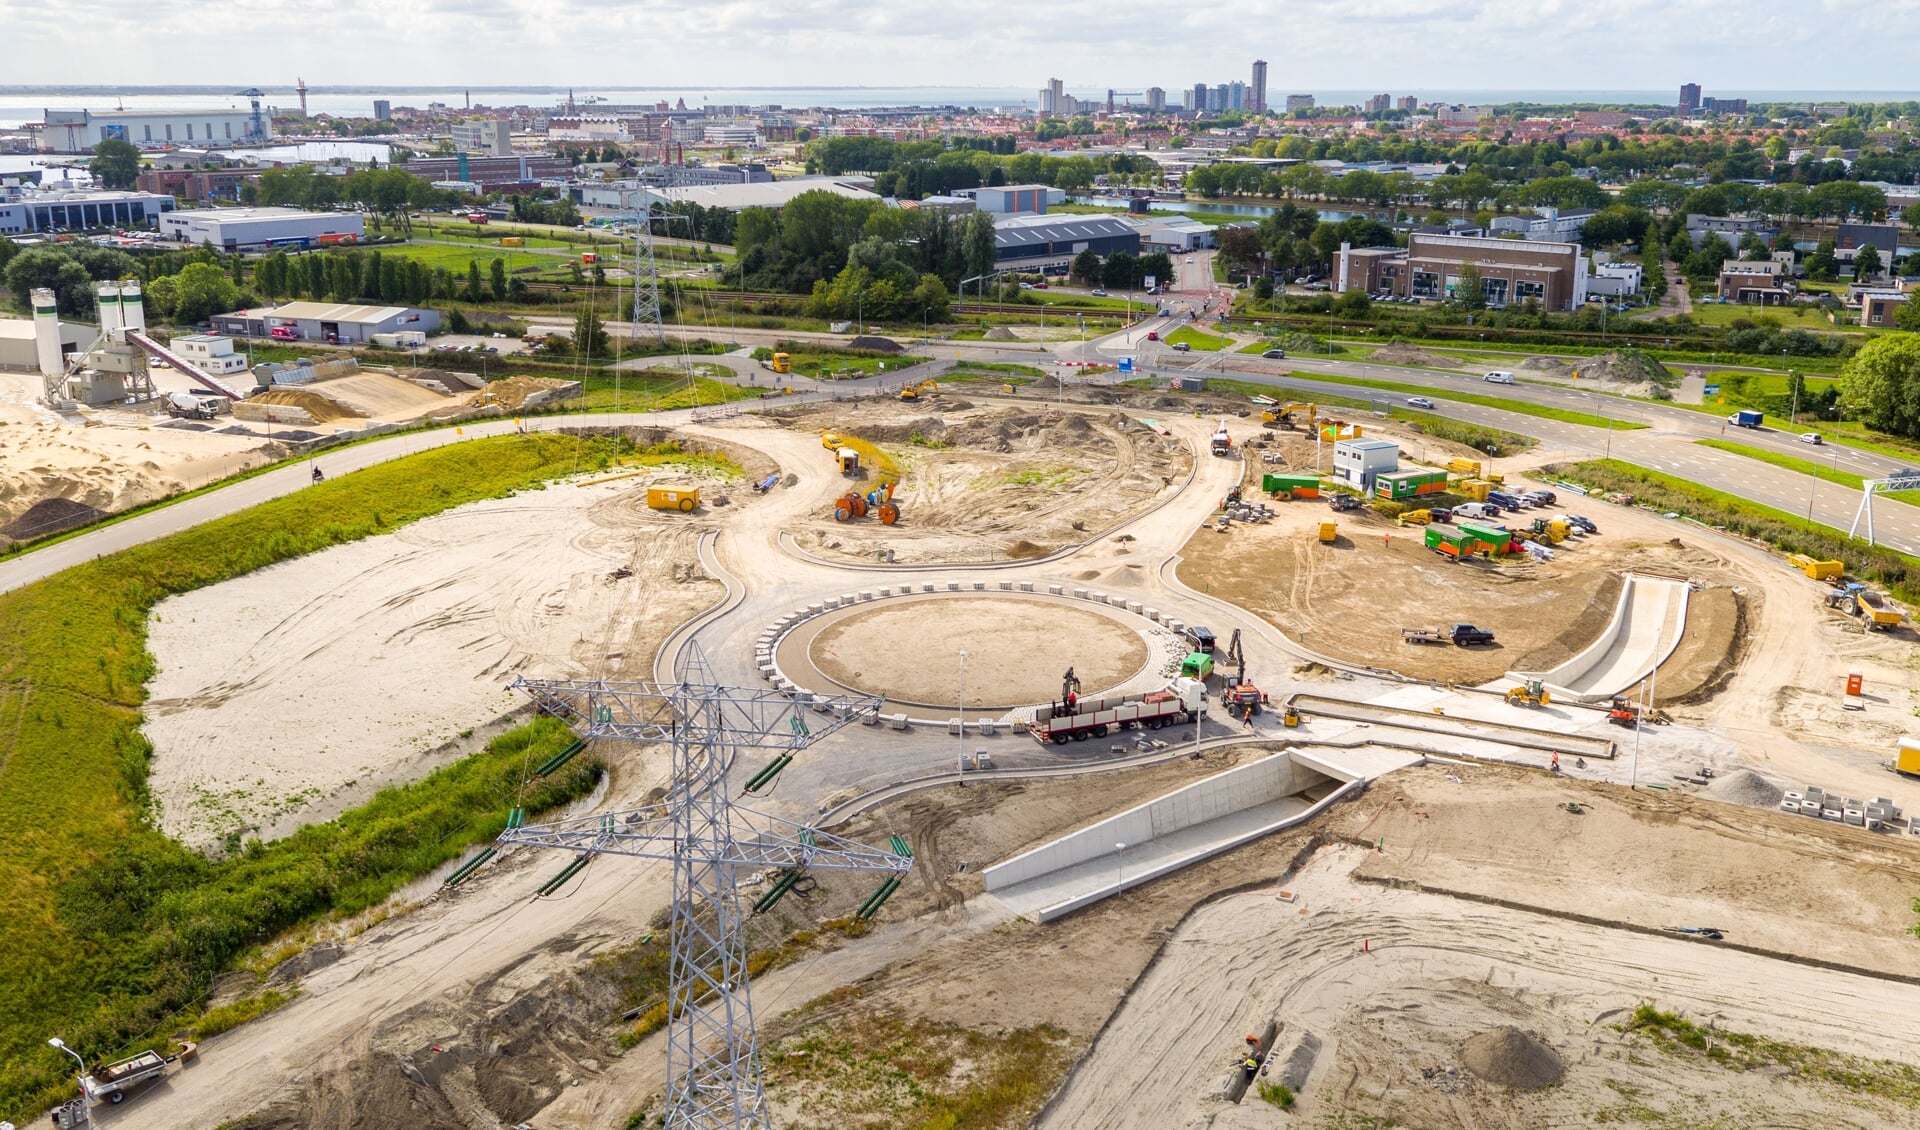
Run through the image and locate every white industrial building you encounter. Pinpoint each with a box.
[1125,215,1218,252]
[210,302,439,344]
[450,119,513,156]
[0,315,93,371]
[159,207,365,250]
[37,108,265,152]
[170,334,251,376]
[631,177,878,213]
[1332,438,1399,492]
[0,187,175,233]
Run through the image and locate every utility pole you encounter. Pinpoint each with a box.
[957,650,968,777]
[494,647,911,1129]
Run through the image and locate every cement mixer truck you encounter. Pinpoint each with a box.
[165,391,230,420]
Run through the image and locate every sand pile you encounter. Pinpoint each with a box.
[252,389,357,421]
[1707,768,1784,808]
[1,497,102,542]
[485,375,581,410]
[1373,343,1461,369]
[983,326,1018,341]
[305,372,452,418]
[1520,356,1573,375]
[846,335,902,353]
[1006,539,1050,559]
[403,367,483,392]
[1460,1026,1564,1090]
[1570,350,1677,398]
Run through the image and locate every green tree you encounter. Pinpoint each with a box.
[145,274,179,319]
[1069,248,1102,287]
[1805,239,1838,282]
[466,260,484,302]
[88,138,142,190]
[168,262,239,324]
[959,212,997,284]
[1764,136,1789,161]
[1854,244,1883,279]
[1894,298,1920,333]
[1839,335,1920,437]
[5,249,94,315]
[573,307,609,359]
[490,258,509,303]
[1454,262,1485,309]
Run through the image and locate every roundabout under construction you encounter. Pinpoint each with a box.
[51,378,1920,1130]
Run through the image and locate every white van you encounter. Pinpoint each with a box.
[1452,501,1497,520]
[1483,371,1516,384]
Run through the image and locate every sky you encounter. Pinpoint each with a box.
[4,0,1920,92]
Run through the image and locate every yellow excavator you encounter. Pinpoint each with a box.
[1261,402,1317,431]
[900,379,940,402]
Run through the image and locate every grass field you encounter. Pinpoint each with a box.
[370,243,572,276]
[1685,302,1853,331]
[0,433,640,1118]
[1285,370,1650,432]
[568,372,761,412]
[1166,326,1232,352]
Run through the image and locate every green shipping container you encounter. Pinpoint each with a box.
[1424,523,1476,553]
[1455,521,1513,551]
[1374,469,1449,500]
[1263,473,1321,496]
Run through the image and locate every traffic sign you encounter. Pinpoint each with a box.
[1118,357,1134,373]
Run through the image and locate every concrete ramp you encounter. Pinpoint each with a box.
[1513,572,1690,702]
[982,753,1350,922]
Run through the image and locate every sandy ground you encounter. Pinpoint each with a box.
[1042,763,1920,1129]
[776,398,1193,565]
[143,471,728,849]
[1179,463,1745,686]
[809,595,1151,707]
[0,370,279,537]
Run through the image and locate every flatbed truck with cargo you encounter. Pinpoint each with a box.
[1029,679,1206,744]
[1402,624,1496,646]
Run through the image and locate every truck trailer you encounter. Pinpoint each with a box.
[1029,679,1205,744]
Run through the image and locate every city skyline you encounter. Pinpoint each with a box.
[6,0,1920,89]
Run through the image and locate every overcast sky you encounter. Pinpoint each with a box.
[4,0,1920,93]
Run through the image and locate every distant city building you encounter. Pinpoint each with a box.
[1250,60,1268,114]
[1365,93,1391,114]
[135,166,259,202]
[0,186,174,233]
[1146,87,1167,113]
[1039,78,1065,115]
[35,108,262,152]
[1717,260,1793,304]
[992,212,1139,266]
[1435,105,1491,125]
[1285,94,1315,112]
[211,302,439,344]
[1701,96,1747,115]
[1396,96,1419,113]
[404,154,572,191]
[974,184,1057,214]
[1836,222,1900,266]
[372,100,392,120]
[1335,234,1589,310]
[1679,83,1702,114]
[450,119,513,157]
[159,206,365,250]
[1192,83,1208,113]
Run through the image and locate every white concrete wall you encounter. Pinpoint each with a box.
[1516,572,1690,701]
[983,753,1325,893]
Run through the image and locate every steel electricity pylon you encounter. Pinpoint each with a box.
[497,647,910,1128]
[630,208,666,345]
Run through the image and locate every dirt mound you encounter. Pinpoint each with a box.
[983,326,1018,341]
[1373,343,1461,369]
[251,388,356,421]
[307,372,452,418]
[403,367,483,392]
[1006,539,1051,559]
[1707,768,1784,808]
[1520,356,1573,376]
[1,496,102,541]
[1460,1026,1564,1090]
[847,335,902,353]
[1572,350,1676,397]
[485,375,580,410]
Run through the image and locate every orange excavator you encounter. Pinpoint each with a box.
[834,481,900,524]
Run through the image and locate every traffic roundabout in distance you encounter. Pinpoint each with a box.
[767,585,1190,716]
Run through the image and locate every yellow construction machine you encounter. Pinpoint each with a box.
[1261,403,1317,430]
[1505,679,1551,708]
[900,379,940,402]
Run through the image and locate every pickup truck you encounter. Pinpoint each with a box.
[1402,624,1496,646]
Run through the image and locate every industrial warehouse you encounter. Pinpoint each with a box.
[157,207,365,250]
[209,300,437,343]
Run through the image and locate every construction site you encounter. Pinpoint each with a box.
[14,356,1920,1130]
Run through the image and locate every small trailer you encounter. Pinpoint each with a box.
[1029,679,1205,745]
[82,1043,195,1104]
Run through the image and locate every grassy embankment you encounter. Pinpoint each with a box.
[1165,326,1232,352]
[1547,458,1920,603]
[0,432,666,1118]
[1693,439,1920,508]
[1282,369,1646,432]
[1190,377,1536,457]
[751,344,930,380]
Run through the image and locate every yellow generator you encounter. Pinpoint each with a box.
[1458,480,1492,501]
[1446,457,1482,477]
[646,486,700,512]
[1319,521,1338,544]
[1895,737,1920,777]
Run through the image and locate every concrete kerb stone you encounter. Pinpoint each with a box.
[1049,583,1064,595]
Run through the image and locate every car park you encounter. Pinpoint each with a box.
[1407,396,1435,409]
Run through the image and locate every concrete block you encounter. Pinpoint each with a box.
[1146,607,1160,621]
[973,581,986,591]
[862,710,882,726]
[1845,808,1866,826]
[1168,618,1185,633]
[1019,581,1035,592]
[1049,583,1064,595]
[759,664,777,680]
[1110,595,1128,608]
[889,713,911,731]
[858,590,873,601]
[806,603,824,616]
[976,719,998,735]
[842,593,857,605]
[999,580,1014,591]
[1089,590,1106,602]
[878,586,892,597]
[922,583,936,593]
[1127,601,1144,614]
[949,718,963,735]
[948,581,961,592]
[823,597,840,609]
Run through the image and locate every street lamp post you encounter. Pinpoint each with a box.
[1486,443,1497,481]
[48,1038,92,1129]
[1115,841,1127,888]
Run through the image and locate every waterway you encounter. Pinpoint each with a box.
[1070,195,1365,222]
